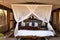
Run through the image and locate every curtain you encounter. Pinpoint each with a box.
[11,4,55,36]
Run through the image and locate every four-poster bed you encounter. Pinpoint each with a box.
[11,4,55,40]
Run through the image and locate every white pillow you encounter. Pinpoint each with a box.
[42,22,45,26]
[34,22,38,27]
[21,22,25,26]
[29,22,32,26]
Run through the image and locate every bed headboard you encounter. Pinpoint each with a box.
[18,16,48,30]
[18,20,48,30]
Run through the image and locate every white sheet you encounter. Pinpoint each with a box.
[15,30,54,37]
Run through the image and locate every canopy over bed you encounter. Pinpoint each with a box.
[11,4,55,37]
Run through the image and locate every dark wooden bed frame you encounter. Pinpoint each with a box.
[16,36,52,40]
[16,17,52,40]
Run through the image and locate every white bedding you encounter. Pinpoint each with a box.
[15,30,54,37]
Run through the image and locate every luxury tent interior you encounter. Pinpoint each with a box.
[0,0,60,40]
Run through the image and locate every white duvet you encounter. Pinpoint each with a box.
[15,30,54,37]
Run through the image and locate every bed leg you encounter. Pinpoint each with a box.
[45,38,49,40]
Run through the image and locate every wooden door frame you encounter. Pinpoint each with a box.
[52,8,60,31]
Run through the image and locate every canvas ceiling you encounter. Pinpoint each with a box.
[0,0,60,10]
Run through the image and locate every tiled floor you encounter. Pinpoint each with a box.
[0,38,17,40]
[49,37,60,40]
[0,37,60,40]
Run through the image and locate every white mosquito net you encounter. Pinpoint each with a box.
[11,4,55,36]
